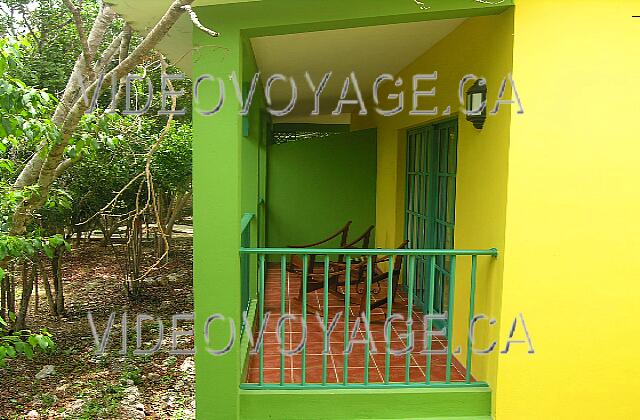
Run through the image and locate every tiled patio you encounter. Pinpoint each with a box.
[245,265,469,384]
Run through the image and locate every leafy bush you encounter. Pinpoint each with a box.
[0,313,55,367]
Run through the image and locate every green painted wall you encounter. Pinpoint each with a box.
[192,26,243,420]
[240,387,491,420]
[266,128,377,248]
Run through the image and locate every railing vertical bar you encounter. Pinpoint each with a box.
[445,256,456,384]
[240,229,248,335]
[343,257,351,386]
[385,256,394,384]
[466,255,477,384]
[302,255,308,386]
[406,255,416,384]
[280,255,286,386]
[425,256,436,384]
[259,254,265,386]
[364,256,372,385]
[322,255,330,386]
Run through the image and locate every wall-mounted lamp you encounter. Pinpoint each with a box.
[466,79,487,129]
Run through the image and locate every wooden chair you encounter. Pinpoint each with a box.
[326,225,375,294]
[355,240,409,316]
[289,224,375,309]
[286,221,352,278]
[296,240,408,316]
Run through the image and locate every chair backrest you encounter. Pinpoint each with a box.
[288,221,352,249]
[343,225,374,250]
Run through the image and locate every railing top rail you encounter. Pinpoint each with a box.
[240,213,255,234]
[239,247,498,257]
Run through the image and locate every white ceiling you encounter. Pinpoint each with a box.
[250,18,465,117]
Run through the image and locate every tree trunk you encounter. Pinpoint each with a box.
[39,259,58,317]
[156,190,191,260]
[126,217,143,299]
[75,229,82,248]
[52,248,65,316]
[0,270,7,320]
[15,261,35,330]
[34,263,39,314]
[7,266,15,316]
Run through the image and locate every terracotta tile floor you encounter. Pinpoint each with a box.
[245,265,469,384]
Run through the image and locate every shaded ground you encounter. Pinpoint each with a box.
[0,239,194,419]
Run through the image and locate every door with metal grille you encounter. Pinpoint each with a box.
[405,119,458,315]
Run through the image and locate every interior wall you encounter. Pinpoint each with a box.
[360,11,515,407]
[496,1,640,419]
[266,128,377,248]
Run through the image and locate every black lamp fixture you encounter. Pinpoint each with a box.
[466,79,487,129]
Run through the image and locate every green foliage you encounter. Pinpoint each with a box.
[151,122,192,193]
[0,234,69,263]
[1,0,109,95]
[0,38,124,236]
[0,9,193,240]
[0,314,55,367]
[77,381,125,419]
[74,364,141,418]
[59,116,192,229]
[121,365,143,385]
[0,37,73,237]
[0,38,59,149]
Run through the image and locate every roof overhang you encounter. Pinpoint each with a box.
[105,0,513,78]
[105,0,261,75]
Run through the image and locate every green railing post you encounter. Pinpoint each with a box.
[446,256,456,383]
[364,256,372,385]
[385,256,394,384]
[323,255,330,386]
[406,255,416,384]
[259,254,265,386]
[343,257,351,385]
[302,255,308,385]
[425,256,436,384]
[466,255,478,383]
[280,255,286,386]
[240,213,254,337]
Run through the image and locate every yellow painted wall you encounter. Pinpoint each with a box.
[363,11,515,405]
[494,1,640,418]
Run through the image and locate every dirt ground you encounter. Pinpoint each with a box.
[0,239,195,419]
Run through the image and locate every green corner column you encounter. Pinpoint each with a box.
[193,14,243,419]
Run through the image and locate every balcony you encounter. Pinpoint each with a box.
[239,216,498,391]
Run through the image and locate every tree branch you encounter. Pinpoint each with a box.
[63,0,94,76]
[94,30,124,74]
[13,5,117,191]
[182,5,219,37]
[53,157,79,179]
[54,0,196,197]
[110,24,133,111]
[9,0,195,237]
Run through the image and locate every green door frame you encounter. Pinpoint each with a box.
[405,119,458,317]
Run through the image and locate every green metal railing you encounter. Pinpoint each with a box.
[240,213,255,338]
[239,246,498,390]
